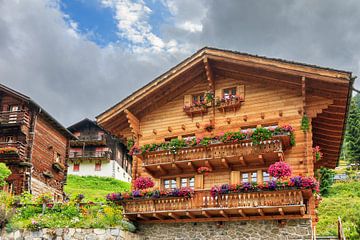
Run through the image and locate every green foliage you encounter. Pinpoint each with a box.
[250,127,272,145]
[316,167,335,196]
[126,138,134,150]
[343,94,360,167]
[301,115,310,132]
[64,175,130,201]
[0,192,15,229]
[220,132,246,143]
[0,163,11,187]
[199,137,212,146]
[317,181,360,239]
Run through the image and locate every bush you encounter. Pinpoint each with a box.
[0,163,11,187]
[317,167,335,196]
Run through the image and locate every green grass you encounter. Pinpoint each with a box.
[64,175,130,201]
[317,181,360,239]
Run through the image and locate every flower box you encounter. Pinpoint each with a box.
[216,96,244,112]
[183,105,208,117]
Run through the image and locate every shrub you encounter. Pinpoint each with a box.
[317,167,335,196]
[0,163,11,187]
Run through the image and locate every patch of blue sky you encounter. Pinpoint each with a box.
[144,0,173,36]
[60,0,119,47]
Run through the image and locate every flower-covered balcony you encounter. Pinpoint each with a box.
[68,150,111,161]
[0,110,29,127]
[108,176,317,223]
[0,142,27,163]
[134,126,295,177]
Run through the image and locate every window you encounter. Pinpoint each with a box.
[223,87,237,99]
[118,167,120,172]
[263,171,270,182]
[73,163,80,172]
[55,153,61,163]
[164,179,177,189]
[192,93,204,104]
[241,173,249,183]
[95,161,101,171]
[5,136,14,143]
[251,172,257,183]
[9,105,19,112]
[164,136,178,142]
[181,177,195,188]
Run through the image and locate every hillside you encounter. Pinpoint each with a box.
[64,175,131,201]
[317,181,360,239]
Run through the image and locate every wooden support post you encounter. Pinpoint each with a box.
[258,209,265,216]
[239,156,246,166]
[157,165,167,175]
[220,210,228,218]
[202,211,211,218]
[186,212,195,219]
[172,163,183,173]
[203,57,215,90]
[181,124,186,130]
[258,154,264,164]
[278,208,284,216]
[238,209,246,217]
[168,213,179,220]
[257,169,263,184]
[153,213,164,220]
[221,158,229,169]
[205,160,213,171]
[300,206,305,216]
[188,162,196,171]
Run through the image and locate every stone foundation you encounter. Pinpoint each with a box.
[1,219,313,240]
[136,219,313,240]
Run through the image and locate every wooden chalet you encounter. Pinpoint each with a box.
[0,84,75,200]
[96,47,352,224]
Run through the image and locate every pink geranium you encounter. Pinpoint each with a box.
[268,161,292,179]
[134,176,155,190]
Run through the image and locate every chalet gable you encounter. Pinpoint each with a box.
[96,47,353,169]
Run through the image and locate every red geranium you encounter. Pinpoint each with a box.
[268,161,292,179]
[134,176,155,190]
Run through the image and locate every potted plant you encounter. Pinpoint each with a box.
[134,176,155,190]
[268,161,292,180]
[197,166,212,175]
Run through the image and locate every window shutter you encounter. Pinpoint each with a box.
[194,174,204,189]
[154,179,161,189]
[184,95,192,106]
[237,85,245,99]
[230,171,240,184]
[215,88,222,100]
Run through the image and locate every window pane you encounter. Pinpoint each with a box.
[231,87,237,96]
[242,173,249,183]
[181,178,187,187]
[263,171,270,182]
[164,180,170,189]
[189,177,195,188]
[251,172,257,183]
[171,180,177,189]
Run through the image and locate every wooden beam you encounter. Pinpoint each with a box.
[137,214,148,220]
[157,165,167,175]
[238,209,246,217]
[221,158,229,169]
[205,161,213,171]
[172,163,183,173]
[188,162,196,171]
[258,154,264,164]
[186,211,195,219]
[142,167,156,178]
[168,213,179,220]
[239,156,246,166]
[153,213,164,220]
[278,208,284,216]
[258,209,265,216]
[202,211,211,218]
[300,207,305,216]
[124,109,140,139]
[220,210,228,218]
[203,57,215,90]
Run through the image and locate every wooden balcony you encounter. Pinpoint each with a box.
[0,141,27,163]
[140,135,290,177]
[183,105,208,118]
[216,97,244,112]
[68,151,111,161]
[70,135,106,147]
[0,111,29,127]
[123,189,309,223]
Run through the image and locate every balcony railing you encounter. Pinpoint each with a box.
[0,111,29,126]
[0,141,27,162]
[123,189,308,222]
[68,151,111,160]
[70,135,106,146]
[140,135,290,177]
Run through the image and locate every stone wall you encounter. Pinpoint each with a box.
[136,219,313,240]
[1,228,140,240]
[1,219,313,240]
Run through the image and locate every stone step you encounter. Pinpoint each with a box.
[316,236,338,240]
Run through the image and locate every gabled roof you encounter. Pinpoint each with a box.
[96,47,353,169]
[0,83,76,140]
[68,118,107,133]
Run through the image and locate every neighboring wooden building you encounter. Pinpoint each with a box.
[96,48,352,226]
[67,119,132,182]
[0,84,75,200]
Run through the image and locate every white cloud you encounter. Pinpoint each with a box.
[179,21,203,33]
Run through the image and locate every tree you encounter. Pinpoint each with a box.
[0,163,11,187]
[344,94,360,168]
[317,167,335,196]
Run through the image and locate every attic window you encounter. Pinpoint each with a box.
[192,93,205,104]
[223,87,237,99]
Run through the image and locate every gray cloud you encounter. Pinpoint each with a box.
[0,0,359,127]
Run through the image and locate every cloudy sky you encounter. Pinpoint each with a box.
[1,0,359,126]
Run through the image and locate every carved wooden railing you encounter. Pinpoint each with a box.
[140,135,289,166]
[0,111,29,126]
[69,151,111,160]
[123,189,304,214]
[0,141,27,161]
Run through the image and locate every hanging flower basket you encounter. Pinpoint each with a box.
[268,161,292,180]
[197,166,212,175]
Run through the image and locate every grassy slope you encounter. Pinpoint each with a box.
[64,175,131,201]
[317,181,360,239]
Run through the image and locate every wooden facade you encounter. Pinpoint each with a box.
[97,48,352,224]
[0,84,75,200]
